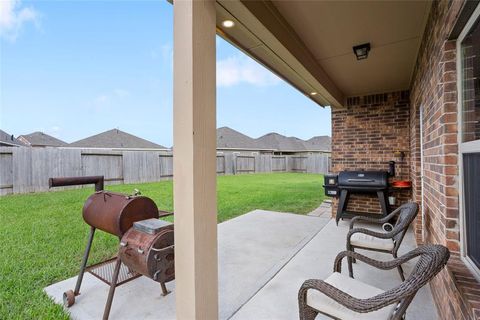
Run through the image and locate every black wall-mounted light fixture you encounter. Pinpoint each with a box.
[353,43,371,60]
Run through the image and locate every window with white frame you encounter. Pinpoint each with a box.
[458,3,480,276]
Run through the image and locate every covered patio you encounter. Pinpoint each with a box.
[45,208,437,319]
[168,0,467,318]
[44,0,480,318]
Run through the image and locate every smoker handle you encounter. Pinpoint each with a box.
[347,179,375,183]
[49,176,105,192]
[158,210,174,218]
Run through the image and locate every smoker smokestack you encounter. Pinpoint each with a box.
[388,161,396,177]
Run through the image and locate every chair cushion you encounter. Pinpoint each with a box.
[350,233,394,251]
[306,272,395,320]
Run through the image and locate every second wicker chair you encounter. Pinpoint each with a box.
[346,202,419,280]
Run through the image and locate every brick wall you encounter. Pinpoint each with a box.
[409,0,480,318]
[331,91,411,215]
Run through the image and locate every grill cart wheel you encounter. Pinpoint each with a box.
[63,290,75,307]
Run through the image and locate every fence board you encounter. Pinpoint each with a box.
[159,154,173,178]
[272,156,287,172]
[1,147,330,195]
[291,156,308,172]
[216,155,225,174]
[30,148,83,192]
[123,151,163,184]
[235,155,255,173]
[82,153,123,184]
[0,149,13,195]
[12,147,33,194]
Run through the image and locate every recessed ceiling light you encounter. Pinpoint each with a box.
[222,20,235,28]
[310,92,318,96]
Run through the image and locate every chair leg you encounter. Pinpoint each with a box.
[390,295,414,320]
[299,305,319,320]
[346,243,354,278]
[351,247,356,263]
[348,255,354,278]
[393,252,405,281]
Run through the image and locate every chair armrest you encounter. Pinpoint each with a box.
[346,227,397,246]
[333,250,423,273]
[349,207,401,230]
[299,279,397,313]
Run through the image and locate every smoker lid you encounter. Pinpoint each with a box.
[337,170,389,189]
[133,218,172,235]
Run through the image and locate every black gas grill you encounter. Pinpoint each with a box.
[323,162,396,224]
[338,171,388,191]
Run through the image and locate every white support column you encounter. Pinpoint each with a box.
[173,0,218,319]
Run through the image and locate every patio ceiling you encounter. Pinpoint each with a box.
[215,0,432,108]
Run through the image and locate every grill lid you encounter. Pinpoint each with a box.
[338,171,388,189]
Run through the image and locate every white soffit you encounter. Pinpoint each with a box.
[214,0,432,107]
[271,0,432,97]
[216,0,344,108]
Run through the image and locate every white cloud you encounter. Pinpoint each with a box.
[46,126,62,136]
[0,0,40,41]
[94,95,110,106]
[113,89,130,98]
[217,55,281,87]
[93,89,130,109]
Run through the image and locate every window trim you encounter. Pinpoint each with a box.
[456,2,480,281]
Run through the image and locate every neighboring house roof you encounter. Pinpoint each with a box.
[217,127,267,150]
[69,129,167,149]
[17,131,67,147]
[304,136,331,151]
[216,127,331,152]
[255,132,308,151]
[0,129,25,147]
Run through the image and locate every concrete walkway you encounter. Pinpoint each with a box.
[44,210,330,320]
[231,219,439,320]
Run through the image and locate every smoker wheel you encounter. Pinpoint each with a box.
[63,290,75,307]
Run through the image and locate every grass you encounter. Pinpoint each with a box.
[0,173,324,319]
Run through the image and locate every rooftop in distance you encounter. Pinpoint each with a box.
[217,127,331,152]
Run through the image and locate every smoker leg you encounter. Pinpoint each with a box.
[74,227,96,295]
[377,191,389,217]
[103,257,122,320]
[160,282,170,296]
[336,190,349,225]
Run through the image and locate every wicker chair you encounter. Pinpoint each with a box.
[346,202,419,280]
[298,244,449,320]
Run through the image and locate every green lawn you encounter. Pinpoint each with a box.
[0,173,324,319]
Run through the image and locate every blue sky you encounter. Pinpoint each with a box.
[0,0,331,147]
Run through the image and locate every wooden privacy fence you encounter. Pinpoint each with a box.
[0,147,330,195]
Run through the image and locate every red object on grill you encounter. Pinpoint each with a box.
[392,180,412,188]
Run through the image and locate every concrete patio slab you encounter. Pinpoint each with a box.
[231,219,439,320]
[44,210,330,320]
[307,201,332,217]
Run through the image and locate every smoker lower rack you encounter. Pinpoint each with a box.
[87,257,141,286]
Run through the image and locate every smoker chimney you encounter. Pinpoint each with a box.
[388,161,396,177]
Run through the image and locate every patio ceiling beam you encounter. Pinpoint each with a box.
[173,0,218,319]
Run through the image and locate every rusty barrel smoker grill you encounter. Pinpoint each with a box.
[49,176,175,320]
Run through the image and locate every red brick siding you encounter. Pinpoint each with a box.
[410,0,480,318]
[331,91,411,215]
